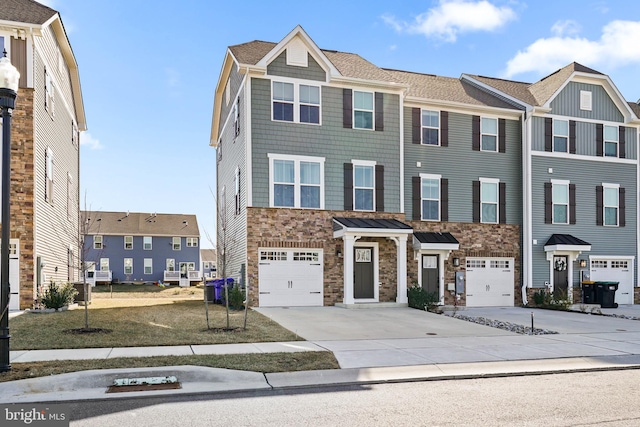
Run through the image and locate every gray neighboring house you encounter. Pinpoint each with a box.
[201,249,217,279]
[211,26,640,308]
[1,0,86,309]
[83,211,201,286]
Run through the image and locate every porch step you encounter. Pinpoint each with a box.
[335,302,408,309]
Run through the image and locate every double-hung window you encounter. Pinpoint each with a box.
[481,117,498,151]
[143,236,152,250]
[421,174,440,221]
[422,110,440,145]
[603,184,619,226]
[93,235,103,250]
[124,258,133,275]
[172,237,181,251]
[553,119,568,152]
[187,237,198,247]
[353,91,374,130]
[353,161,375,211]
[604,125,618,157]
[100,258,109,271]
[44,68,55,116]
[144,259,152,275]
[480,178,499,223]
[272,81,321,124]
[124,236,133,250]
[166,259,175,272]
[552,180,569,224]
[269,154,324,209]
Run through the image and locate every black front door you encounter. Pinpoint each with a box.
[421,255,439,297]
[354,247,374,299]
[553,256,569,299]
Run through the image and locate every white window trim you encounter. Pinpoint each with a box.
[602,182,620,227]
[479,177,500,224]
[100,258,109,271]
[353,90,374,131]
[580,90,592,111]
[604,125,619,158]
[551,179,570,225]
[421,109,440,146]
[144,258,153,275]
[187,237,198,247]
[352,159,376,212]
[268,153,325,209]
[143,236,152,250]
[271,78,322,125]
[93,235,103,250]
[45,147,54,203]
[124,258,133,275]
[420,173,441,221]
[124,235,133,250]
[172,237,181,251]
[480,117,498,152]
[166,258,175,272]
[553,119,569,153]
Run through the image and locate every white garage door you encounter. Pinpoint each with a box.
[590,258,634,305]
[258,249,323,307]
[465,257,514,307]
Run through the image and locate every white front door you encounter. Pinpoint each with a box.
[465,257,514,307]
[258,249,323,307]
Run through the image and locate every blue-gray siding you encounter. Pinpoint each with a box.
[85,236,201,283]
[530,156,637,288]
[550,82,624,122]
[251,77,401,211]
[267,51,326,82]
[404,109,523,224]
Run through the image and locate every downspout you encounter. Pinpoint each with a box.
[521,109,532,305]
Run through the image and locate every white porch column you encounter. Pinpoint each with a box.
[395,235,408,304]
[343,235,355,305]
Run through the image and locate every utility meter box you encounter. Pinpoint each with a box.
[455,271,465,294]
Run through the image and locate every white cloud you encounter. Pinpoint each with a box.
[503,20,640,78]
[551,20,581,37]
[80,132,104,150]
[383,0,517,42]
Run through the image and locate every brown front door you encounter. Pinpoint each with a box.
[553,256,569,299]
[422,255,439,297]
[354,247,374,299]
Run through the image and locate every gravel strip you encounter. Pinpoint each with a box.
[449,314,559,335]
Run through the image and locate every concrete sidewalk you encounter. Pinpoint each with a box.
[5,305,640,403]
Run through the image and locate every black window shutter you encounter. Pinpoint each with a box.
[343,89,352,129]
[569,184,576,225]
[441,111,449,147]
[619,126,626,159]
[544,118,553,152]
[441,178,448,222]
[472,181,480,223]
[412,176,421,220]
[375,165,384,212]
[499,182,506,223]
[596,124,603,157]
[596,185,603,225]
[544,182,552,224]
[375,92,384,132]
[498,119,506,153]
[412,108,421,144]
[569,120,576,154]
[343,163,353,210]
[619,187,626,227]
[472,116,480,151]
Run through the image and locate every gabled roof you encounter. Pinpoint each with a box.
[201,249,217,261]
[82,211,200,238]
[1,0,87,131]
[385,69,518,109]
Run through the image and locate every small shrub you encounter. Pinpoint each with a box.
[228,285,245,310]
[531,288,570,310]
[40,281,78,310]
[408,285,438,311]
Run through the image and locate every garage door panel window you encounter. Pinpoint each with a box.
[293,251,319,261]
[260,251,288,261]
[269,154,325,209]
[611,260,628,269]
[490,260,510,269]
[591,260,607,268]
[466,259,486,268]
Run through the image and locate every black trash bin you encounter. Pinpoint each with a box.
[582,281,595,304]
[205,279,218,303]
[597,281,619,308]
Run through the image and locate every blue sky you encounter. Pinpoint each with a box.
[41,0,640,248]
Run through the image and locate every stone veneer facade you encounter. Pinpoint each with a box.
[246,207,522,307]
[1,89,36,308]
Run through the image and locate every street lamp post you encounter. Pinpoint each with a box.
[0,50,20,373]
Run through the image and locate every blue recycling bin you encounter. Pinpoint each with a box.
[206,278,234,303]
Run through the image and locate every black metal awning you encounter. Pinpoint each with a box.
[544,234,591,252]
[332,217,413,238]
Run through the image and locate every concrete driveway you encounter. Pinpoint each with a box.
[255,305,640,369]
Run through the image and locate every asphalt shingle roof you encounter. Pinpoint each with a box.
[0,0,57,25]
[82,211,200,237]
